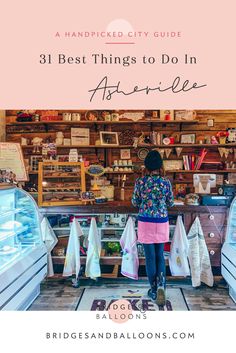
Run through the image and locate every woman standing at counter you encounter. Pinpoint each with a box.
[132,150,174,306]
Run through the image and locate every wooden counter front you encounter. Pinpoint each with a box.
[39,201,228,216]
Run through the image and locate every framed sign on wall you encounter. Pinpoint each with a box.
[227,128,236,143]
[0,143,28,181]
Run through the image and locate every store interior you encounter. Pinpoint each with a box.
[0,109,236,311]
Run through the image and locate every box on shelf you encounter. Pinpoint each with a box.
[71,128,90,145]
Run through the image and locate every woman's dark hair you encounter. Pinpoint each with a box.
[144,150,163,172]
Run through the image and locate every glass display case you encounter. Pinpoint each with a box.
[0,185,47,310]
[38,161,86,207]
[222,196,236,302]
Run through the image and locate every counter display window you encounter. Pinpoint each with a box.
[46,213,177,280]
[0,186,47,310]
[222,196,236,303]
[41,205,226,282]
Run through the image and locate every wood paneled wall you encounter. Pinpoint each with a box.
[5,110,236,198]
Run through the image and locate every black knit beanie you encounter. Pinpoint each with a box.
[144,150,163,172]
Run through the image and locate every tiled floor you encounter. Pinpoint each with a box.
[28,277,236,311]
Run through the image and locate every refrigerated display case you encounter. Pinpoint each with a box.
[222,197,236,302]
[0,185,47,310]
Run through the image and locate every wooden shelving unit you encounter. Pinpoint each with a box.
[52,255,146,266]
[38,161,86,206]
[21,144,135,149]
[6,109,236,205]
[166,169,236,174]
[21,143,236,149]
[6,118,198,126]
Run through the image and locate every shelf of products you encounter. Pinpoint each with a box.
[6,119,198,126]
[166,169,234,173]
[166,169,236,174]
[21,144,135,149]
[43,175,82,179]
[0,186,47,310]
[38,161,86,206]
[21,143,236,149]
[51,255,147,266]
[6,109,236,204]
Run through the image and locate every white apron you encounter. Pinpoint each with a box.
[169,215,190,276]
[187,216,214,287]
[41,217,58,277]
[85,218,101,280]
[63,218,83,279]
[120,217,139,280]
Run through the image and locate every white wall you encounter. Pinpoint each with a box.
[0,110,6,141]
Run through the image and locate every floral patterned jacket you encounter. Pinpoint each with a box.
[132,175,174,219]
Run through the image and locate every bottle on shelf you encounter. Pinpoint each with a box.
[120,175,126,201]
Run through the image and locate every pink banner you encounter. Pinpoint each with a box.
[0,0,235,109]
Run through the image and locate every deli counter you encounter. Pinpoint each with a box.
[0,186,47,310]
[222,196,236,302]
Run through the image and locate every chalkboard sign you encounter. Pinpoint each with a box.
[0,143,28,181]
